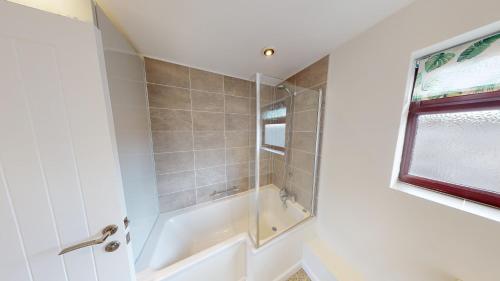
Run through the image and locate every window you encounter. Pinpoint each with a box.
[262,102,287,152]
[400,32,500,208]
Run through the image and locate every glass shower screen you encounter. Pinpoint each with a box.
[249,73,323,247]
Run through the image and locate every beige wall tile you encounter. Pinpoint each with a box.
[115,130,152,156]
[260,84,274,103]
[291,149,315,174]
[112,103,150,133]
[293,110,317,132]
[227,177,249,192]
[224,76,249,97]
[272,152,285,162]
[196,183,227,203]
[194,131,225,149]
[294,91,319,112]
[249,115,256,131]
[226,147,249,165]
[225,95,249,114]
[249,148,271,161]
[225,131,249,148]
[157,171,195,195]
[293,185,312,211]
[107,78,147,110]
[195,149,226,169]
[268,56,328,206]
[159,190,196,212]
[155,151,194,174]
[147,84,191,109]
[226,162,249,181]
[104,51,145,82]
[250,159,272,175]
[249,98,256,114]
[192,112,225,131]
[271,172,284,189]
[195,166,226,187]
[294,56,329,89]
[152,131,193,153]
[190,68,223,92]
[225,114,249,131]
[191,90,224,112]
[144,57,189,87]
[250,174,271,188]
[150,108,192,131]
[290,167,313,189]
[291,132,316,153]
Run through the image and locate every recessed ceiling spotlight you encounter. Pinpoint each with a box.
[263,47,275,57]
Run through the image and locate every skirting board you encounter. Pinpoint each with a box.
[302,249,339,281]
[242,260,333,281]
[237,260,304,281]
[303,262,330,281]
[271,262,303,281]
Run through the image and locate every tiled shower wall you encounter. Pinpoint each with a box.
[271,56,329,211]
[144,58,271,212]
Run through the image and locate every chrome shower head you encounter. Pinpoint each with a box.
[277,84,293,96]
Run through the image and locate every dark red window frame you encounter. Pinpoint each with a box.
[399,88,500,209]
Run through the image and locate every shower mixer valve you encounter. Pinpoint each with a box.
[279,188,295,208]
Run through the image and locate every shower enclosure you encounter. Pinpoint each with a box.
[249,73,324,247]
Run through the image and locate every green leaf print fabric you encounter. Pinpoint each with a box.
[413,32,500,101]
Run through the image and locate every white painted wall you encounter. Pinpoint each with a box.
[96,6,159,260]
[7,0,94,22]
[317,0,500,280]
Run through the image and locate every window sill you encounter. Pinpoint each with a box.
[262,147,285,155]
[392,181,500,223]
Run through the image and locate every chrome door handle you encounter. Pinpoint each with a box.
[58,225,118,255]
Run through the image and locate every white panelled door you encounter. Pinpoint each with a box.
[0,2,134,281]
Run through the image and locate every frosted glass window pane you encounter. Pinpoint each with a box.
[409,110,500,193]
[264,123,286,147]
[263,107,286,120]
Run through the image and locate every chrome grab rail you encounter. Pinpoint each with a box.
[210,186,240,198]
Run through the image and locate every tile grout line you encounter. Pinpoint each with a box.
[154,146,251,154]
[158,179,232,198]
[188,67,198,206]
[149,106,251,116]
[147,81,254,99]
[223,76,229,193]
[156,159,269,177]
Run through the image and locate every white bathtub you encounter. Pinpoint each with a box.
[136,185,310,281]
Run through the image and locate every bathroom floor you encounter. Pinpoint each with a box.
[287,269,311,281]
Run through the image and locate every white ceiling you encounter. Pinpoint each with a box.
[97,0,414,80]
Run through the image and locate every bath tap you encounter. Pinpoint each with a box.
[279,188,295,208]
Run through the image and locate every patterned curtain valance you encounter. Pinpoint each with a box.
[413,32,500,101]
